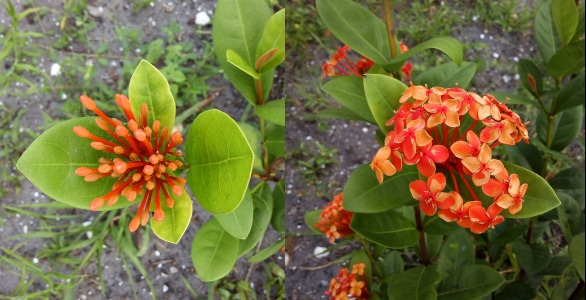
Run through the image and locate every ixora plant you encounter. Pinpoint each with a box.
[306,0,584,299]
[16,0,284,284]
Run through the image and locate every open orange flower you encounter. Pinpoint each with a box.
[370,84,530,233]
[409,173,456,216]
[315,193,354,243]
[74,95,185,232]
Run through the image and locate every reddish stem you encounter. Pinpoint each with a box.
[450,170,460,193]
[434,127,440,144]
[334,64,353,76]
[458,172,480,202]
[490,141,501,149]
[458,120,478,141]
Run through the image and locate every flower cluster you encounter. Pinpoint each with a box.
[74,95,185,232]
[370,84,530,233]
[325,263,368,300]
[315,193,354,243]
[321,44,412,80]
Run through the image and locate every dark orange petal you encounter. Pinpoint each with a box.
[428,173,446,194]
[409,180,428,201]
[451,141,475,159]
[420,201,437,216]
[482,178,505,197]
[469,206,489,223]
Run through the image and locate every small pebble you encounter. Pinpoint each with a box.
[195,12,210,25]
[50,63,61,76]
[314,246,329,258]
[154,250,161,257]
[162,285,169,293]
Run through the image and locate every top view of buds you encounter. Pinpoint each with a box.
[74,95,185,232]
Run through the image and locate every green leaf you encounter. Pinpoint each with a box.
[271,180,285,233]
[448,162,561,219]
[248,239,285,263]
[424,215,461,235]
[550,168,586,190]
[554,73,585,113]
[265,125,285,157]
[214,189,254,239]
[16,118,135,210]
[512,240,552,274]
[385,37,463,72]
[547,39,585,78]
[570,2,585,43]
[437,265,505,300]
[151,187,192,244]
[212,0,273,104]
[551,0,579,47]
[238,122,263,173]
[226,49,260,79]
[322,76,376,124]
[304,209,323,234]
[413,62,476,89]
[128,60,176,131]
[489,219,530,245]
[254,99,285,126]
[382,251,405,276]
[569,232,585,281]
[350,210,419,248]
[517,59,543,95]
[556,192,584,242]
[387,266,441,300]
[238,182,273,256]
[343,164,419,213]
[316,0,391,64]
[349,250,373,286]
[191,218,239,282]
[537,106,584,151]
[535,1,561,63]
[363,74,408,133]
[185,109,254,214]
[437,230,474,277]
[490,92,541,110]
[505,142,543,174]
[255,9,285,73]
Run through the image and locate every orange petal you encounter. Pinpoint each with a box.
[399,89,413,103]
[438,209,457,222]
[507,174,520,197]
[482,178,505,197]
[519,183,528,198]
[375,146,392,161]
[445,111,461,127]
[409,180,428,201]
[496,194,515,208]
[428,145,449,163]
[467,130,481,148]
[435,192,456,209]
[462,157,482,173]
[426,112,444,128]
[451,141,476,159]
[487,159,504,175]
[420,201,437,216]
[470,223,489,234]
[375,168,384,184]
[428,173,446,194]
[478,144,492,164]
[462,201,483,214]
[417,157,436,178]
[379,160,397,176]
[472,170,490,186]
[508,201,523,215]
[469,206,489,223]
[449,191,463,211]
[415,129,433,147]
[412,86,428,100]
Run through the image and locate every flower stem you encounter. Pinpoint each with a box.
[413,206,430,265]
[383,0,398,59]
[358,235,384,279]
[259,118,270,178]
[458,172,479,202]
[255,78,263,106]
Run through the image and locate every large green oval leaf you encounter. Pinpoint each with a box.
[316,0,390,65]
[547,39,585,78]
[517,59,544,96]
[537,106,583,151]
[384,37,463,72]
[270,180,285,233]
[437,230,474,278]
[512,240,552,274]
[535,1,561,63]
[363,74,408,133]
[413,61,476,90]
[447,162,561,219]
[554,73,585,113]
[343,164,419,213]
[151,186,192,244]
[569,232,585,281]
[238,182,273,256]
[551,0,579,47]
[255,9,285,73]
[322,76,376,124]
[185,109,254,214]
[437,265,505,300]
[350,210,419,248]
[16,117,135,211]
[214,189,254,240]
[213,0,273,104]
[128,60,176,131]
[387,266,441,300]
[265,125,285,158]
[254,99,285,126]
[191,218,239,282]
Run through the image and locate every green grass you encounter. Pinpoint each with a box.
[288,141,338,196]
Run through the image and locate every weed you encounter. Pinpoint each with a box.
[289,141,338,194]
[286,0,328,55]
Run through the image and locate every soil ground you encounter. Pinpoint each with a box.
[0,0,283,299]
[283,1,552,299]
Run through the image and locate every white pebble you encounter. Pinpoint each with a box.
[479,34,485,39]
[361,127,368,133]
[82,221,92,227]
[154,250,161,257]
[492,53,500,59]
[162,285,169,293]
[33,257,39,264]
[50,63,61,76]
[34,192,39,197]
[314,246,329,258]
[170,267,178,273]
[195,12,210,25]
[86,231,93,238]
